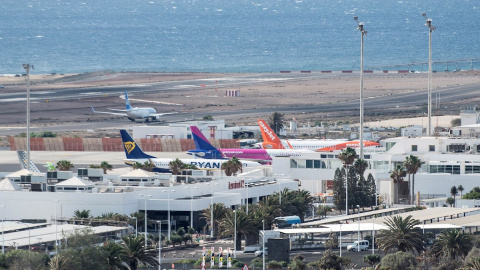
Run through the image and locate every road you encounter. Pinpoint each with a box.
[157,240,379,269]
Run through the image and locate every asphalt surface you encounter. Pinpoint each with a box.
[1,72,478,136]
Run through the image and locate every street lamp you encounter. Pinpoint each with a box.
[345,165,351,215]
[140,194,152,249]
[339,224,342,257]
[54,199,59,253]
[423,12,435,137]
[1,205,5,254]
[133,217,138,237]
[354,17,367,159]
[372,216,375,255]
[23,64,33,171]
[162,189,175,240]
[207,183,218,238]
[157,221,162,270]
[233,210,237,258]
[262,220,265,270]
[185,187,199,229]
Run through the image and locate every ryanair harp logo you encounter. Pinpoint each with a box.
[124,141,136,154]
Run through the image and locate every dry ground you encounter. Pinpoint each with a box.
[1,70,480,134]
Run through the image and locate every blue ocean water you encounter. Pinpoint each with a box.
[0,0,479,74]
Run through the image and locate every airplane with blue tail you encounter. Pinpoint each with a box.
[187,126,313,163]
[120,129,262,173]
[92,91,177,122]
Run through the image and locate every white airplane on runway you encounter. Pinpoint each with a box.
[91,91,177,122]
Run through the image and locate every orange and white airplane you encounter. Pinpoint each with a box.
[257,119,380,152]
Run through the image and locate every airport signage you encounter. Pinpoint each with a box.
[228,179,244,190]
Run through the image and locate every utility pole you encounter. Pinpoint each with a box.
[23,64,33,171]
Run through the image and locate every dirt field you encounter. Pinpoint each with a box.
[1,70,480,135]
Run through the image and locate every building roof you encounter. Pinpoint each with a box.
[56,177,94,187]
[120,169,157,178]
[0,178,22,191]
[6,169,43,178]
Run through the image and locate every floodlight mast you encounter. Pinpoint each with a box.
[354,17,367,159]
[423,13,435,137]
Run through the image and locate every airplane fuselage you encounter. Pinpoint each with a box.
[124,157,261,172]
[126,107,156,119]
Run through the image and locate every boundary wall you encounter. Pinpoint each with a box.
[8,137,240,152]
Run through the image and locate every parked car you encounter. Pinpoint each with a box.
[0,85,4,88]
[254,248,268,257]
[347,240,369,251]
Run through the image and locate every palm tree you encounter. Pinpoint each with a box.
[338,147,356,167]
[430,229,473,260]
[56,160,74,171]
[353,158,368,176]
[458,185,464,198]
[450,186,458,207]
[48,254,70,270]
[120,235,159,270]
[376,215,425,254]
[168,158,184,175]
[404,155,422,205]
[446,197,455,207]
[218,208,257,251]
[221,157,243,176]
[200,203,228,237]
[102,241,128,270]
[290,190,314,222]
[268,112,285,135]
[390,164,406,204]
[338,147,356,214]
[100,161,113,174]
[73,209,91,219]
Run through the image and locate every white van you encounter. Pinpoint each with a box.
[347,240,369,251]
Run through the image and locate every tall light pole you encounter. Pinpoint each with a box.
[262,220,265,270]
[354,17,367,159]
[186,187,199,229]
[54,199,59,253]
[133,217,138,237]
[163,189,175,240]
[23,64,33,171]
[157,221,161,270]
[345,165,350,215]
[372,216,375,255]
[1,205,5,254]
[423,13,435,137]
[233,210,237,258]
[207,183,217,238]
[339,224,342,257]
[140,194,152,249]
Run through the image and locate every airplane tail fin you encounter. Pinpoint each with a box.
[189,126,226,159]
[125,91,133,110]
[257,119,285,149]
[120,129,156,159]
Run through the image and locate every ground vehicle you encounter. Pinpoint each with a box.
[254,248,268,257]
[274,216,301,228]
[346,240,369,251]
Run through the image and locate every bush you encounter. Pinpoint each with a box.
[380,251,416,270]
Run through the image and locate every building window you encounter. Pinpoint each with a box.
[429,145,435,152]
[411,145,418,152]
[306,160,313,168]
[429,165,460,174]
[466,165,480,174]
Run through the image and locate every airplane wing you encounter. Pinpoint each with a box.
[91,106,128,116]
[152,112,178,117]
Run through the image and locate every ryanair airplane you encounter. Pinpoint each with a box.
[120,130,262,173]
